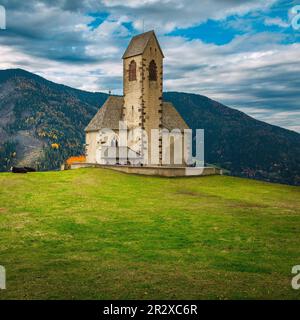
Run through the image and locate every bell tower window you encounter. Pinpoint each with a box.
[129,60,137,81]
[149,60,157,81]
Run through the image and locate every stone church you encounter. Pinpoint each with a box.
[85,30,190,167]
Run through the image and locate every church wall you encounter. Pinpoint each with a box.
[86,131,98,163]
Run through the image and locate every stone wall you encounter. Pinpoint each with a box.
[68,162,222,177]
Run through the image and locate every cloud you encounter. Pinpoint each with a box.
[117,1,278,36]
[239,108,300,133]
[101,0,277,32]
[264,17,290,28]
[1,0,278,36]
[161,32,300,132]
[0,0,299,132]
[0,44,122,93]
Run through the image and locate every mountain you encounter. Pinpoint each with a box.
[164,92,300,185]
[0,69,107,170]
[0,68,299,185]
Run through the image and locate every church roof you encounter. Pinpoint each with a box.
[85,96,124,131]
[85,96,189,132]
[162,102,189,131]
[122,30,164,59]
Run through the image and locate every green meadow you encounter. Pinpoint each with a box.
[0,168,299,299]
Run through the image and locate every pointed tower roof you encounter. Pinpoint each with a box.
[122,30,164,59]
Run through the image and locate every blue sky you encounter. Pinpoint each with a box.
[169,0,299,45]
[0,0,299,132]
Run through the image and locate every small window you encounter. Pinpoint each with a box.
[129,60,136,81]
[149,60,157,81]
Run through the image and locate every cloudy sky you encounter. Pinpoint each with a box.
[0,0,300,132]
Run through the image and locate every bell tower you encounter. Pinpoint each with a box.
[122,30,164,164]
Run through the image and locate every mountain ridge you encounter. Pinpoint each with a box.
[0,68,299,185]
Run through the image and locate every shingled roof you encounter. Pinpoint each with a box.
[122,30,164,59]
[162,102,189,130]
[85,97,189,132]
[85,96,124,132]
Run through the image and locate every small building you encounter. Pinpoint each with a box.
[85,30,190,167]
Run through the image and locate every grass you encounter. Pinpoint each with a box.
[0,168,300,300]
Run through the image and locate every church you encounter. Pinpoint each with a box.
[85,30,190,167]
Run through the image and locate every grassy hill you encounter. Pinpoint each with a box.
[0,169,299,300]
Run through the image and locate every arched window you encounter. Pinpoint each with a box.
[149,60,157,81]
[129,60,136,81]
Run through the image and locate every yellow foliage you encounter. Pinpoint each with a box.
[51,143,59,150]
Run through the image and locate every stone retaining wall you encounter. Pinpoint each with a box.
[68,163,222,177]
